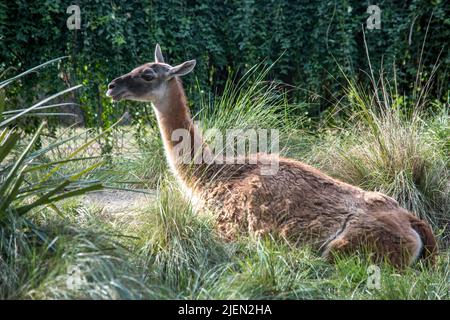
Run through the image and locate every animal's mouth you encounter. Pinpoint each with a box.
[106,89,129,101]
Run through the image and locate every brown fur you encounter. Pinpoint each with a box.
[107,52,438,269]
[407,214,438,264]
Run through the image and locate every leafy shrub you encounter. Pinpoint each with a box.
[1,0,448,129]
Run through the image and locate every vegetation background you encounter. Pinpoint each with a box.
[0,0,448,299]
[1,0,449,126]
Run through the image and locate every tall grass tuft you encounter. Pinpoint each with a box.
[196,62,303,135]
[132,176,231,298]
[307,73,449,243]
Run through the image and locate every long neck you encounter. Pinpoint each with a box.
[153,78,209,187]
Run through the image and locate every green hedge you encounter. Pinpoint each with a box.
[1,0,449,126]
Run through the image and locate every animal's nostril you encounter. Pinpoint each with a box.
[108,82,116,90]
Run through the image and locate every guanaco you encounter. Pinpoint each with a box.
[106,44,437,268]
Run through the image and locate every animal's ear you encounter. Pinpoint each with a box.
[154,44,165,63]
[168,60,196,77]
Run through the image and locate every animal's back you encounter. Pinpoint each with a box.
[198,156,370,244]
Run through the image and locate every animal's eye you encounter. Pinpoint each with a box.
[141,70,155,81]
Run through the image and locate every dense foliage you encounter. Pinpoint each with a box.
[1,0,449,128]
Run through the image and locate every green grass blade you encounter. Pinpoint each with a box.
[0,171,25,213]
[46,183,103,203]
[15,161,104,215]
[0,131,19,163]
[0,122,44,196]
[0,85,82,127]
[23,156,103,173]
[2,103,80,115]
[0,56,68,89]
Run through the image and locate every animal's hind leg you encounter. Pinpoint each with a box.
[321,232,408,268]
[321,212,422,268]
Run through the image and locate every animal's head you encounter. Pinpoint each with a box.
[106,44,196,104]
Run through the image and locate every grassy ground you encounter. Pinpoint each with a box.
[1,175,448,299]
[1,66,449,299]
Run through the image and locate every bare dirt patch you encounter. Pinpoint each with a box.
[83,189,155,215]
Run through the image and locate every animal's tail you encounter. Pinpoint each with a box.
[407,213,438,264]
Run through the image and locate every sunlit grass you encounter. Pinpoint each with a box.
[4,182,447,299]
